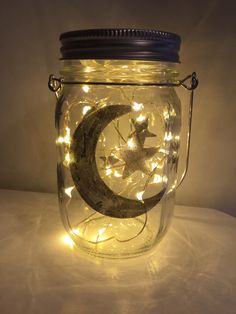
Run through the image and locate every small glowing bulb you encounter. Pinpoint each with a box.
[114,170,122,177]
[64,186,74,198]
[82,105,92,115]
[132,102,144,111]
[98,227,106,235]
[170,108,176,116]
[56,137,64,144]
[64,127,71,144]
[72,228,80,236]
[175,135,180,141]
[152,174,162,184]
[122,65,128,69]
[65,153,71,164]
[105,168,112,176]
[151,162,158,171]
[164,132,173,141]
[136,114,146,122]
[82,85,90,93]
[56,127,71,145]
[163,110,170,120]
[63,234,74,249]
[159,148,169,155]
[84,66,92,73]
[127,138,136,149]
[136,191,144,202]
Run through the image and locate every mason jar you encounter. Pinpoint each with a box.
[48,29,198,258]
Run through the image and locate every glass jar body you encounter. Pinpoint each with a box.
[56,59,181,258]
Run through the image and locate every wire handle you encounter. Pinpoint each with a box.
[48,72,199,190]
[174,72,198,191]
[48,72,198,90]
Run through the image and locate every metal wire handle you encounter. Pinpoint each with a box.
[175,72,198,190]
[48,72,198,91]
[48,72,198,190]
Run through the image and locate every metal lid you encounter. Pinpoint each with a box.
[60,28,181,63]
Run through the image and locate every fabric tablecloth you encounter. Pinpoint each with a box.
[0,189,235,314]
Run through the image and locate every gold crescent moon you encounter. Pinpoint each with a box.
[70,105,165,218]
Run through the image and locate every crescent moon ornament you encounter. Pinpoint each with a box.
[69,104,166,218]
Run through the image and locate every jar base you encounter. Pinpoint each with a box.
[69,211,169,259]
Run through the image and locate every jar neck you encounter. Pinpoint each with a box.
[59,59,179,84]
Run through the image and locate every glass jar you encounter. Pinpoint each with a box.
[49,29,198,258]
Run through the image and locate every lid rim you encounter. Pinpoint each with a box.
[59,28,181,63]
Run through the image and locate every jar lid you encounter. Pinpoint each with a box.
[60,28,181,63]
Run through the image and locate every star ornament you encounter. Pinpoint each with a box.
[121,146,158,179]
[130,117,156,147]
[120,116,158,179]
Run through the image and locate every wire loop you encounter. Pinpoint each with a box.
[48,72,198,92]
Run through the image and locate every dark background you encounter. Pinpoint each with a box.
[0,0,235,215]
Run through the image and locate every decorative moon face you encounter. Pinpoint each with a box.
[70,104,166,218]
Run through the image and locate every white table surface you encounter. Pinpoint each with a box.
[0,189,235,314]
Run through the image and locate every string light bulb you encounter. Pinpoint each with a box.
[82,85,90,93]
[132,102,144,111]
[136,191,144,202]
[136,114,146,122]
[64,186,75,198]
[82,105,92,115]
[56,127,71,145]
[164,132,173,141]
[63,234,74,249]
[127,137,136,149]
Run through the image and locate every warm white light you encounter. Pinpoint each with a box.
[159,148,169,155]
[163,109,170,120]
[127,137,136,149]
[114,170,122,177]
[98,227,106,235]
[151,162,158,171]
[84,67,92,73]
[82,85,90,93]
[65,186,74,198]
[56,136,64,144]
[64,127,71,144]
[96,227,107,242]
[152,174,162,184]
[136,191,144,202]
[63,234,74,249]
[136,114,146,122]
[170,108,176,116]
[64,153,73,167]
[82,105,92,115]
[164,132,173,141]
[122,65,128,69]
[105,168,112,176]
[65,153,71,163]
[175,135,180,140]
[56,127,71,145]
[132,102,144,111]
[72,228,80,236]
